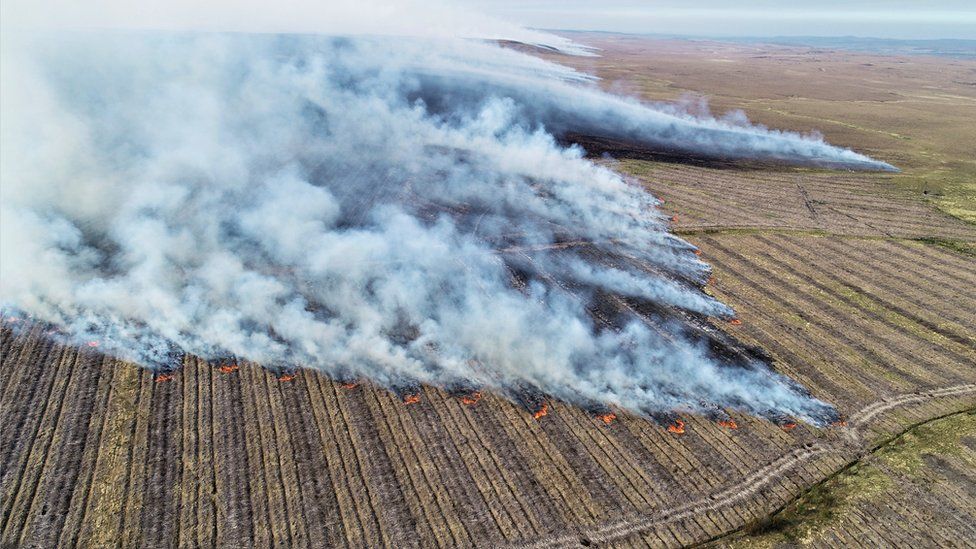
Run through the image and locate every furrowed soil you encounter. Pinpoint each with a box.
[2,36,975,548]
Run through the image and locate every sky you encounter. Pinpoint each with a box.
[464,0,976,40]
[4,0,974,40]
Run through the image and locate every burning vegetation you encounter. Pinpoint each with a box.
[717,419,738,429]
[215,356,240,374]
[154,372,174,383]
[512,384,550,420]
[393,383,423,405]
[333,374,361,389]
[650,412,687,434]
[533,403,549,420]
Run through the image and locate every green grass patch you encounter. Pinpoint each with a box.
[725,410,976,548]
[912,237,976,258]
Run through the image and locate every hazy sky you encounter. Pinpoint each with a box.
[465,0,976,40]
[4,0,974,40]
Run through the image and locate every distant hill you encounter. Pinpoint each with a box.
[716,36,976,60]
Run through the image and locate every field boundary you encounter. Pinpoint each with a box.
[695,405,976,548]
[513,383,976,548]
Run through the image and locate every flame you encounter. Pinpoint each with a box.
[459,391,482,406]
[667,419,685,434]
[781,422,797,431]
[154,373,174,383]
[533,403,549,420]
[87,341,100,347]
[670,215,679,222]
[340,382,359,390]
[694,249,702,256]
[717,419,738,429]
[218,363,239,374]
[728,318,742,326]
[707,276,715,285]
[832,419,848,427]
[596,412,616,424]
[278,373,295,382]
[403,393,421,405]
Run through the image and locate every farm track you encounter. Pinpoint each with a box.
[518,385,976,548]
[2,157,976,547]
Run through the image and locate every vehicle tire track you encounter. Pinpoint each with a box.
[513,382,976,548]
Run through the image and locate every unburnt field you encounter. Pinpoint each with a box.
[2,36,975,548]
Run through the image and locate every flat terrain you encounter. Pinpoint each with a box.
[558,33,976,225]
[722,411,976,548]
[2,37,975,548]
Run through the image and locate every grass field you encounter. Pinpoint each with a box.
[557,33,976,225]
[2,36,975,548]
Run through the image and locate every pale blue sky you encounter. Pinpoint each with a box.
[465,1,976,40]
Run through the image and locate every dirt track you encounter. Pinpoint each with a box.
[519,383,976,548]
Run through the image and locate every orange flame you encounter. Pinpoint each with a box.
[340,382,359,390]
[694,249,702,256]
[670,215,679,222]
[533,403,549,420]
[781,422,797,431]
[87,341,100,347]
[832,419,848,427]
[667,419,686,434]
[403,393,421,405]
[278,373,295,382]
[218,363,239,374]
[459,391,482,406]
[728,318,742,326]
[155,373,174,383]
[717,419,738,429]
[597,412,617,424]
[707,276,715,285]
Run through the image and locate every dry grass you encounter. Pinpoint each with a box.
[552,33,976,224]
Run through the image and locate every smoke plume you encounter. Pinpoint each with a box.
[0,10,888,424]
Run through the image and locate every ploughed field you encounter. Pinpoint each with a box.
[3,37,976,548]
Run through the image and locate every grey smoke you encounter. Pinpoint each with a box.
[0,29,877,424]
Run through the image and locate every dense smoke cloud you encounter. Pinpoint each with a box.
[0,18,885,423]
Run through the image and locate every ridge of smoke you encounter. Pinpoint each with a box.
[0,31,863,424]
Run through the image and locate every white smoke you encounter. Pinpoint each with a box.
[0,5,880,423]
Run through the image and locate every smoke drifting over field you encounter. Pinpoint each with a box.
[0,10,888,423]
